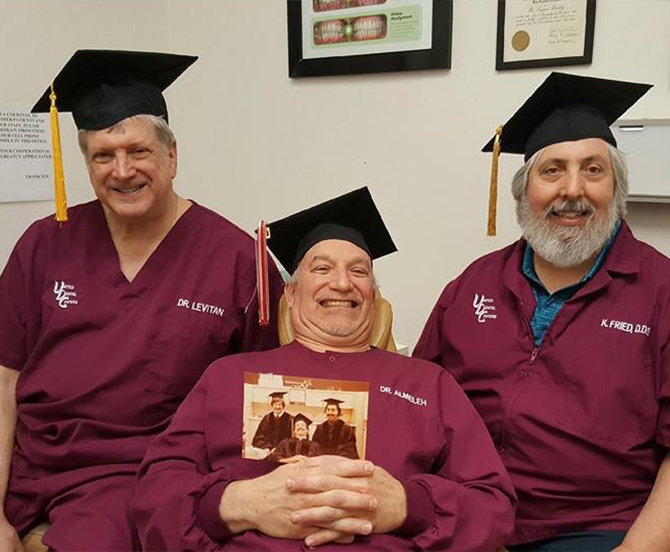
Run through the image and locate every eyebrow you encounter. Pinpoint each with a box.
[582,155,610,164]
[309,254,371,267]
[538,154,610,166]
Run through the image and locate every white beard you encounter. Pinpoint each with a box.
[517,196,619,268]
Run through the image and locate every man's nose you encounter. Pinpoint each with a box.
[112,153,135,179]
[561,168,585,199]
[330,268,354,291]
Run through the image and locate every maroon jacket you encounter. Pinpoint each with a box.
[414,221,670,544]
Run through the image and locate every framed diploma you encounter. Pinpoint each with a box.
[287,0,452,78]
[496,0,596,71]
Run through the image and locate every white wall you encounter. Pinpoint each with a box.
[1,0,669,349]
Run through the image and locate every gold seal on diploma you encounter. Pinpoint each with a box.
[512,30,530,52]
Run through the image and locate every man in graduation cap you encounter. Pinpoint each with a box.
[312,398,359,459]
[0,50,282,551]
[133,187,516,551]
[267,413,323,463]
[415,73,670,551]
[251,392,294,454]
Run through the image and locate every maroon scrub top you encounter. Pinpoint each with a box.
[0,201,283,510]
[133,341,517,551]
[414,222,670,545]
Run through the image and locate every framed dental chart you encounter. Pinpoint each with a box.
[287,0,452,77]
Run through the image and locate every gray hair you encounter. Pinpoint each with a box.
[77,114,176,157]
[511,142,628,218]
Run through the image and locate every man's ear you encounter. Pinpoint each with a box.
[169,141,178,179]
[284,282,295,308]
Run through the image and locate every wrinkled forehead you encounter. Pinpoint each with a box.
[300,239,372,269]
[532,137,613,167]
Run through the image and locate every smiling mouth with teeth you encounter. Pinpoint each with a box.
[547,200,596,222]
[320,299,359,308]
[553,210,588,218]
[550,208,594,220]
[114,184,145,194]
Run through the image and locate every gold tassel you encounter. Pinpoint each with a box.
[487,125,503,237]
[49,82,68,223]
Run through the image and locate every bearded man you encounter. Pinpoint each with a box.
[414,73,670,552]
[312,398,359,459]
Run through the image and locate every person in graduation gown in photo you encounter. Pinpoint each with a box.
[414,73,670,552]
[133,187,516,551]
[267,413,323,463]
[311,398,359,459]
[252,392,294,452]
[0,50,283,552]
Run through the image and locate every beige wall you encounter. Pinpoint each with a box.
[1,0,669,348]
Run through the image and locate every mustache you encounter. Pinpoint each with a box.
[545,199,595,217]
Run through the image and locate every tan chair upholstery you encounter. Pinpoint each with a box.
[21,522,48,552]
[278,292,397,352]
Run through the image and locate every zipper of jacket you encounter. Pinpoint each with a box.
[498,299,540,455]
[518,299,541,364]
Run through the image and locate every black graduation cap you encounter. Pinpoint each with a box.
[265,187,397,273]
[480,72,651,237]
[32,49,198,130]
[293,413,313,427]
[268,391,288,401]
[482,72,652,161]
[323,398,345,406]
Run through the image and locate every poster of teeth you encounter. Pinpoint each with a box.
[303,0,433,59]
[0,103,54,203]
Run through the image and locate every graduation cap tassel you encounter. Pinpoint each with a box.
[487,125,503,237]
[49,83,68,223]
[255,220,270,327]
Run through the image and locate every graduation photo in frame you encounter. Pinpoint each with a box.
[242,372,369,462]
[496,0,596,71]
[287,0,452,77]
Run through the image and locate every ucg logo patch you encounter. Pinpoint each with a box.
[473,293,497,323]
[53,281,78,309]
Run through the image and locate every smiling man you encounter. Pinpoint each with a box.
[0,50,282,551]
[267,413,323,463]
[133,187,516,551]
[312,398,359,459]
[414,73,670,552]
[252,392,293,453]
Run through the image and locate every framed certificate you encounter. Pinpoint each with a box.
[496,0,596,71]
[287,0,452,77]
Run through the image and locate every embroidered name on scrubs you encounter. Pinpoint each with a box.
[176,298,225,317]
[472,293,497,323]
[53,280,78,309]
[379,385,428,407]
[600,318,651,337]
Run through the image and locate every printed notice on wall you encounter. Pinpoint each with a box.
[0,103,54,203]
